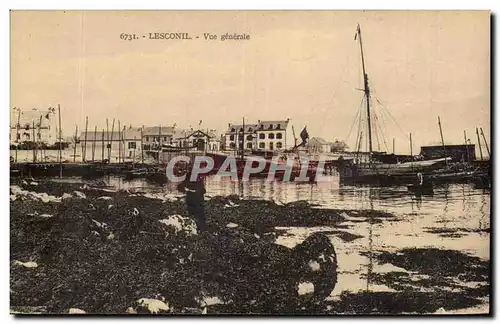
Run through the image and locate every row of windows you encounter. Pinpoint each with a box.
[145,136,169,142]
[229,142,283,149]
[229,124,283,133]
[228,133,283,141]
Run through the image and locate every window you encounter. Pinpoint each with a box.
[239,127,244,133]
[229,135,235,141]
[163,136,167,141]
[246,143,252,149]
[246,135,253,141]
[230,128,235,132]
[268,133,275,139]
[16,133,20,140]
[276,133,283,139]
[259,133,265,139]
[230,142,236,149]
[277,124,281,129]
[106,143,111,149]
[276,142,282,149]
[268,124,273,130]
[269,142,274,150]
[128,142,136,149]
[248,127,253,132]
[259,142,265,149]
[259,124,264,130]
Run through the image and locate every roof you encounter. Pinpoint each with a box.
[178,129,215,139]
[226,124,259,134]
[309,137,329,145]
[255,120,290,131]
[79,130,142,141]
[142,126,175,136]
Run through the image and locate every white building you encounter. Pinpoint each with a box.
[254,119,293,152]
[308,137,331,153]
[224,119,294,152]
[79,128,143,161]
[224,123,258,151]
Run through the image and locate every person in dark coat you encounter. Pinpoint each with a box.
[177,167,208,233]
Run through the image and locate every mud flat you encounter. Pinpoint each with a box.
[10,179,490,315]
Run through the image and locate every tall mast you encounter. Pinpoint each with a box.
[356,24,373,157]
[437,116,448,166]
[476,127,483,160]
[480,127,490,158]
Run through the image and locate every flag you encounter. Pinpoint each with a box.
[299,126,309,147]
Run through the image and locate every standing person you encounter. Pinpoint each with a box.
[177,166,208,233]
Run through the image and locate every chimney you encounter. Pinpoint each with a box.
[258,119,261,124]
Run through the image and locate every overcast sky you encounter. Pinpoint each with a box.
[10,10,490,154]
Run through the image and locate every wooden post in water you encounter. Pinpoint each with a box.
[109,118,115,162]
[32,120,36,162]
[437,116,448,166]
[73,125,78,162]
[463,130,470,163]
[37,115,43,162]
[83,116,88,162]
[101,129,105,162]
[141,125,144,165]
[118,120,121,163]
[92,126,97,162]
[106,118,109,161]
[409,133,413,160]
[476,127,483,160]
[480,127,490,158]
[15,108,21,163]
[58,104,62,177]
[241,117,245,162]
[158,125,162,164]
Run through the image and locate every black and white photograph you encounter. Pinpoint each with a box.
[9,10,491,315]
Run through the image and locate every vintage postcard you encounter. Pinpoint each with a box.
[9,10,490,315]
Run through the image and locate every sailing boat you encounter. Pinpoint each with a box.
[337,24,450,184]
